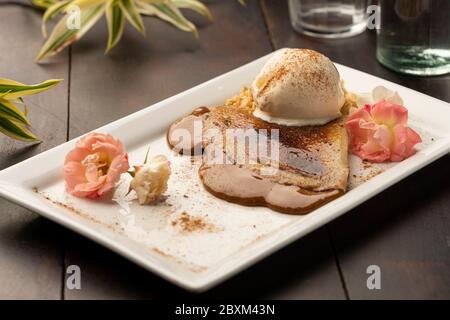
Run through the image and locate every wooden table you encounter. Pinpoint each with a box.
[1,0,449,299]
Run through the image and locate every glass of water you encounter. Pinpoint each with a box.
[376,0,450,76]
[288,0,370,38]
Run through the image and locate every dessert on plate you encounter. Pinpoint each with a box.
[63,48,421,215]
[168,49,352,214]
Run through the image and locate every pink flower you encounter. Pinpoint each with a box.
[345,100,422,162]
[64,133,130,198]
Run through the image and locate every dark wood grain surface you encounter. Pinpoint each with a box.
[0,0,449,299]
[261,0,450,300]
[0,5,68,299]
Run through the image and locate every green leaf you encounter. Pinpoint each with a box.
[0,78,62,100]
[32,0,58,10]
[0,99,31,126]
[42,0,72,38]
[137,1,198,38]
[170,0,213,21]
[143,146,150,164]
[0,117,39,142]
[119,0,146,35]
[36,3,107,62]
[0,91,10,99]
[106,0,125,52]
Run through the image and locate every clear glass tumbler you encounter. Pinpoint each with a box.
[288,0,370,38]
[376,0,450,76]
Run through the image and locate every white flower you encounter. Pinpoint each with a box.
[130,155,171,205]
[356,86,404,108]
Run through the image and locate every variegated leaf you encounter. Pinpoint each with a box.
[42,0,72,38]
[69,0,108,9]
[106,0,125,52]
[119,0,146,35]
[0,78,62,100]
[0,99,30,126]
[0,118,39,142]
[170,0,213,21]
[138,1,197,37]
[36,3,107,61]
[32,0,58,9]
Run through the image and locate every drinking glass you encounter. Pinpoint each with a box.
[288,0,370,38]
[376,0,450,76]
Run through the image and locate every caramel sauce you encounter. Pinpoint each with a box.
[167,105,347,215]
[167,106,210,155]
[190,106,210,117]
[199,164,342,215]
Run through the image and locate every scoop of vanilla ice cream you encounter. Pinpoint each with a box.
[252,48,345,126]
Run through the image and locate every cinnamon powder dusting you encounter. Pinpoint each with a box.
[171,212,216,233]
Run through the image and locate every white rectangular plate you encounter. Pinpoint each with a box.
[1,49,450,292]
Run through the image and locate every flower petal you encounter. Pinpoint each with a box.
[390,125,422,161]
[64,132,129,199]
[98,153,130,196]
[73,176,107,198]
[355,92,373,108]
[64,146,91,164]
[371,100,408,127]
[64,161,87,191]
[345,90,421,163]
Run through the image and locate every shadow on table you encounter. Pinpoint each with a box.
[326,154,450,299]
